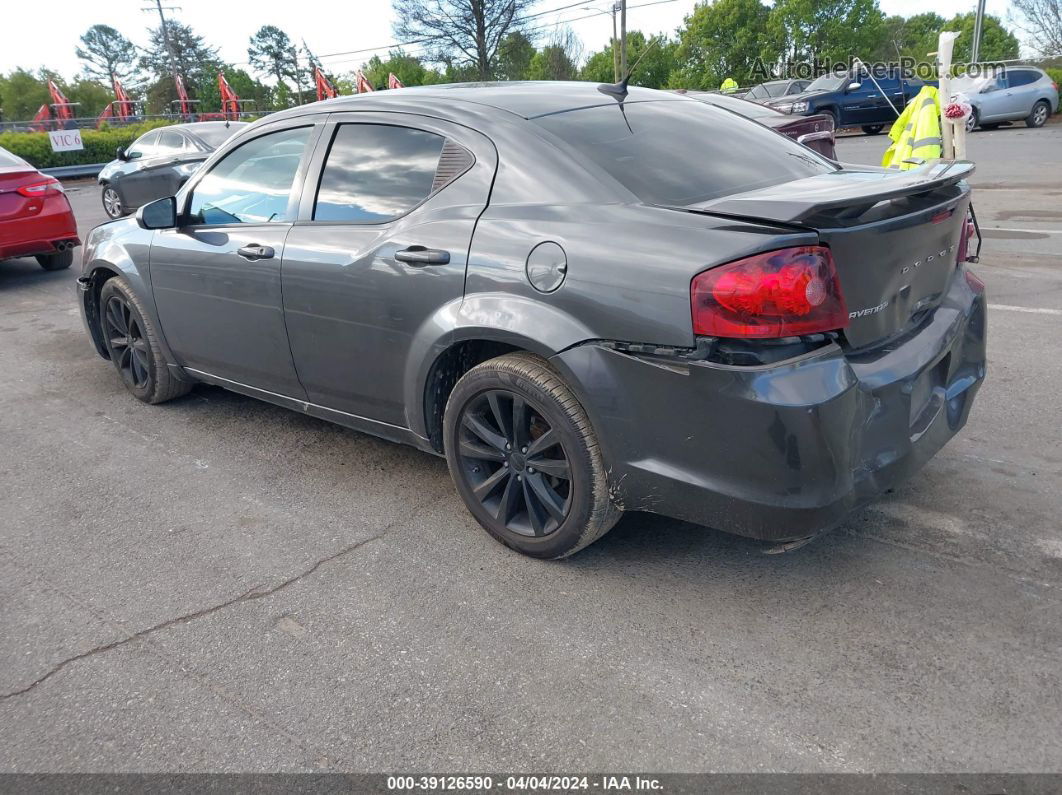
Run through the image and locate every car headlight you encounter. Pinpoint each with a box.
[791,101,809,113]
[774,103,793,113]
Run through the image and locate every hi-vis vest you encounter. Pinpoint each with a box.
[882,86,942,170]
[720,77,739,94]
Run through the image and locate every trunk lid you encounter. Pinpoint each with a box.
[0,167,43,223]
[680,161,974,350]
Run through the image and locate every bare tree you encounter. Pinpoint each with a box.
[1011,0,1062,55]
[392,0,536,80]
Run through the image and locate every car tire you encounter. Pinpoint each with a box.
[861,124,884,135]
[444,352,622,559]
[101,184,126,219]
[822,108,839,130]
[99,278,193,404]
[1026,100,1050,128]
[966,108,979,132]
[36,249,74,271]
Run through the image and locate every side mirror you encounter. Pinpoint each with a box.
[136,196,177,230]
[847,82,862,91]
[116,147,129,162]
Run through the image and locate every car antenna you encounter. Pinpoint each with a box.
[597,36,661,100]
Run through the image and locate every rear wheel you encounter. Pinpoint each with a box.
[861,124,884,135]
[1027,100,1050,128]
[444,352,621,559]
[101,185,125,219]
[99,279,192,404]
[36,249,73,271]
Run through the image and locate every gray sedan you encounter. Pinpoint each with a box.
[956,66,1059,131]
[97,121,248,219]
[77,83,986,558]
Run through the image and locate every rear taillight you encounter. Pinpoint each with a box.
[16,178,63,197]
[964,269,985,293]
[691,245,848,338]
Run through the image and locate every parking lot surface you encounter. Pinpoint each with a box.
[1,125,1060,772]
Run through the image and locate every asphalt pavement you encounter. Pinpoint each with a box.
[1,124,1060,773]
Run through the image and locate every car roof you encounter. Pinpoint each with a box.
[266,81,684,122]
[178,121,250,136]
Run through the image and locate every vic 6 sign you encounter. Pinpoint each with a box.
[48,129,84,152]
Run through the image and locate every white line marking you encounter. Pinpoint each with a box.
[985,227,1062,235]
[989,304,1062,315]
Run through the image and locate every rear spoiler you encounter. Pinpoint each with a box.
[677,160,976,226]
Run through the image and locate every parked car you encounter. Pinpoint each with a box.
[744,79,812,103]
[77,83,986,559]
[765,69,931,134]
[0,146,79,270]
[98,121,248,219]
[677,90,837,158]
[953,66,1059,131]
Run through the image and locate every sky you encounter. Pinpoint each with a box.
[2,0,1019,80]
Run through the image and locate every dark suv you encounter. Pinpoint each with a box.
[765,70,931,134]
[78,83,986,558]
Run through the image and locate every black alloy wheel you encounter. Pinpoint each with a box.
[456,389,572,537]
[103,293,151,391]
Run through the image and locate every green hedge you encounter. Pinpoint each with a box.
[0,120,175,169]
[1046,68,1062,113]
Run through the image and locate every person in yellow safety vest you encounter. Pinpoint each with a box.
[882,85,943,171]
[720,77,739,94]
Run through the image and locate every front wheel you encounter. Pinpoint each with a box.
[444,353,622,559]
[1027,100,1050,128]
[966,108,979,132]
[861,124,884,135]
[101,185,125,219]
[99,279,192,404]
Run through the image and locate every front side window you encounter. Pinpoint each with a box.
[187,126,311,225]
[313,124,447,223]
[746,85,766,100]
[534,100,836,207]
[127,131,158,160]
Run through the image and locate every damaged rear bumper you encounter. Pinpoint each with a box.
[551,270,987,542]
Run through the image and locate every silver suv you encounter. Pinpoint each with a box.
[957,66,1059,131]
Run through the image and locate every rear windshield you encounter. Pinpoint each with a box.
[192,123,247,148]
[534,99,835,206]
[700,94,784,119]
[0,147,28,167]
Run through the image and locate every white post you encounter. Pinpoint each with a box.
[938,31,960,159]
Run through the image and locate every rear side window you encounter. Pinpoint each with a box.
[158,131,184,152]
[534,100,835,207]
[1007,70,1038,87]
[746,85,766,100]
[313,124,448,222]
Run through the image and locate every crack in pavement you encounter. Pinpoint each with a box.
[0,491,440,702]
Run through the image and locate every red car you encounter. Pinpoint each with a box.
[0,146,80,271]
[675,90,837,160]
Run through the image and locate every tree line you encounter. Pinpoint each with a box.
[0,0,1042,123]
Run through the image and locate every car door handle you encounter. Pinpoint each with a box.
[237,244,275,261]
[394,246,450,266]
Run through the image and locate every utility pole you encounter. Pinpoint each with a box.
[970,0,986,64]
[620,0,627,76]
[611,3,620,82]
[141,0,181,79]
[291,45,304,105]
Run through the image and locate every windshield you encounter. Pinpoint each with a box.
[765,81,789,97]
[534,100,836,207]
[192,123,248,148]
[806,74,847,92]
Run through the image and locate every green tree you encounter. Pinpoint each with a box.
[944,13,1020,63]
[67,78,116,117]
[526,29,583,81]
[0,68,51,121]
[671,0,770,89]
[765,0,886,67]
[140,21,223,87]
[247,25,299,99]
[875,13,945,61]
[392,0,536,80]
[496,32,537,80]
[76,25,138,89]
[581,32,675,88]
[358,52,445,89]
[194,69,273,114]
